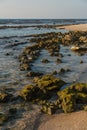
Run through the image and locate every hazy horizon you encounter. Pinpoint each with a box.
[0,0,87,19]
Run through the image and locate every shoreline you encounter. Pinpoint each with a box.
[38,110,87,130]
[57,23,87,31]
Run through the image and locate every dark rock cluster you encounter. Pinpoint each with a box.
[19,75,87,115]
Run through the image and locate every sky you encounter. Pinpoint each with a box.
[0,0,87,19]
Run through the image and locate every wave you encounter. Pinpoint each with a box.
[0,19,87,24]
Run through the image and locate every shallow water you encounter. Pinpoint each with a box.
[1,36,87,91]
[0,27,62,38]
[0,25,67,90]
[32,45,87,83]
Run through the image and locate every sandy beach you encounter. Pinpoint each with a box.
[58,24,87,31]
[38,111,87,130]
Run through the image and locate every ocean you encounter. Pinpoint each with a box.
[0,19,87,38]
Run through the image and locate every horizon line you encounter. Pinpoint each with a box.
[0,18,87,20]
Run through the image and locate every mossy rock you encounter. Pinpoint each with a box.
[57,83,87,113]
[0,90,11,103]
[0,92,7,102]
[70,83,87,93]
[19,84,46,101]
[19,74,66,102]
[58,83,87,96]
[41,102,57,115]
[35,74,66,93]
[75,92,87,104]
[61,94,76,113]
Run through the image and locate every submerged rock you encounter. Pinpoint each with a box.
[52,71,58,75]
[56,58,62,63]
[59,68,66,74]
[41,59,49,63]
[20,63,31,71]
[0,90,12,103]
[0,113,8,125]
[0,92,7,102]
[26,71,43,77]
[80,60,83,64]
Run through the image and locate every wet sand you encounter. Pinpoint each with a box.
[58,24,87,31]
[38,111,87,130]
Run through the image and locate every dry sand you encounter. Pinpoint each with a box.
[58,24,87,31]
[38,110,87,130]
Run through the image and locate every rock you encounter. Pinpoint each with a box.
[41,102,57,115]
[20,63,31,71]
[0,108,18,125]
[0,92,7,102]
[71,46,87,52]
[59,68,66,74]
[79,36,87,43]
[64,34,71,41]
[18,54,28,62]
[19,85,36,101]
[26,71,43,77]
[41,59,49,63]
[19,74,66,105]
[68,54,71,56]
[71,46,80,51]
[35,74,66,93]
[80,60,83,64]
[5,53,10,56]
[56,58,62,63]
[66,68,71,72]
[9,108,17,115]
[0,112,8,125]
[0,90,12,103]
[19,85,45,101]
[57,83,87,113]
[52,71,57,75]
[61,94,76,113]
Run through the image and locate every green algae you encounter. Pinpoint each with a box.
[57,83,87,113]
[18,76,87,114]
[35,74,66,92]
[19,84,45,101]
